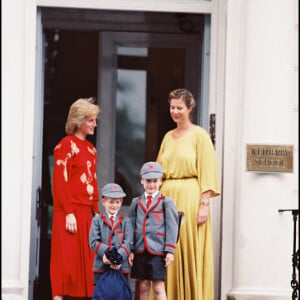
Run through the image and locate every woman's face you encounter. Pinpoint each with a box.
[169,98,192,124]
[77,114,98,137]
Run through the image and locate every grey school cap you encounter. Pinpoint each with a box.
[101,183,126,198]
[140,161,163,179]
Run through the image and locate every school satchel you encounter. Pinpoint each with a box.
[176,211,185,242]
[92,248,132,300]
[162,198,185,243]
[92,270,132,300]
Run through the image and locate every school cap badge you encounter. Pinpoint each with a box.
[101,183,126,198]
[140,161,163,179]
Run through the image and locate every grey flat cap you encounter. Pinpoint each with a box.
[101,183,126,198]
[140,161,163,179]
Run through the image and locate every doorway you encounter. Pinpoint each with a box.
[34,8,206,299]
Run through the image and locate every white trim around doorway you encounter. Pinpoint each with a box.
[37,0,215,14]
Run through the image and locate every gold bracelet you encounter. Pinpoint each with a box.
[201,199,209,205]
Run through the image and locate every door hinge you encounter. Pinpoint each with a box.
[35,187,41,226]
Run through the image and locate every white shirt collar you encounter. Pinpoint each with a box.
[106,212,117,219]
[144,191,159,199]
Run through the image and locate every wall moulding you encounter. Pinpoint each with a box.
[227,290,291,300]
[1,280,25,298]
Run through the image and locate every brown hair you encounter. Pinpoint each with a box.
[65,97,101,135]
[168,88,196,110]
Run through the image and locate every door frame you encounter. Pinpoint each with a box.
[33,5,226,299]
[29,9,45,300]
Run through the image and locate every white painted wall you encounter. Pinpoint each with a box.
[2,0,25,295]
[222,0,298,299]
[2,0,37,299]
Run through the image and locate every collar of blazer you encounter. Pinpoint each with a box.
[101,212,123,229]
[138,193,164,213]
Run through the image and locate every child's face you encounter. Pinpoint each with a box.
[102,197,123,215]
[141,178,162,195]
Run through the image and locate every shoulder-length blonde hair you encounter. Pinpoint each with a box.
[65,97,101,135]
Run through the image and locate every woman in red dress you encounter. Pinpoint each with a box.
[50,98,101,300]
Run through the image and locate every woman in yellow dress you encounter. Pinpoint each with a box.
[156,88,220,300]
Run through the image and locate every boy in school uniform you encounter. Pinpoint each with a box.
[89,183,133,284]
[129,161,178,300]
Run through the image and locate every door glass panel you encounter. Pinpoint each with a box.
[116,68,147,199]
[117,46,148,57]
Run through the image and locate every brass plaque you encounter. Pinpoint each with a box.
[247,144,294,172]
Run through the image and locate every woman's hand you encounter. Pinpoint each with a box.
[197,190,211,224]
[66,213,77,233]
[197,205,209,224]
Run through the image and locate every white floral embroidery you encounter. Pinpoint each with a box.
[80,173,87,183]
[86,161,92,181]
[87,146,96,155]
[87,184,94,197]
[71,140,80,156]
[57,153,72,182]
[80,161,94,200]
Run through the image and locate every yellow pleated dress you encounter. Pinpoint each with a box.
[156,126,220,300]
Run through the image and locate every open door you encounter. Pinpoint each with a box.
[98,31,201,200]
[29,9,45,300]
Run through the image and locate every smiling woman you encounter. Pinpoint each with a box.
[156,88,220,300]
[50,98,101,300]
[74,114,98,140]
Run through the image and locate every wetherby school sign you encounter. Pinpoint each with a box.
[247,144,294,172]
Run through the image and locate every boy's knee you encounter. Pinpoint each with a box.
[152,280,165,295]
[140,280,151,294]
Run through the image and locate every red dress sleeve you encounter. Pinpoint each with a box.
[52,137,75,215]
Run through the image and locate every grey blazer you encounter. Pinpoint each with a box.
[129,192,178,255]
[89,211,133,274]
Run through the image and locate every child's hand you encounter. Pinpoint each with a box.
[110,264,121,270]
[103,253,111,265]
[165,253,174,267]
[128,252,134,266]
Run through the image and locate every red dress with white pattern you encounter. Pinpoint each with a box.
[50,135,100,297]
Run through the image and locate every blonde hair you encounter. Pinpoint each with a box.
[65,97,101,135]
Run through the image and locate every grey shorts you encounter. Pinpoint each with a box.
[131,251,166,281]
